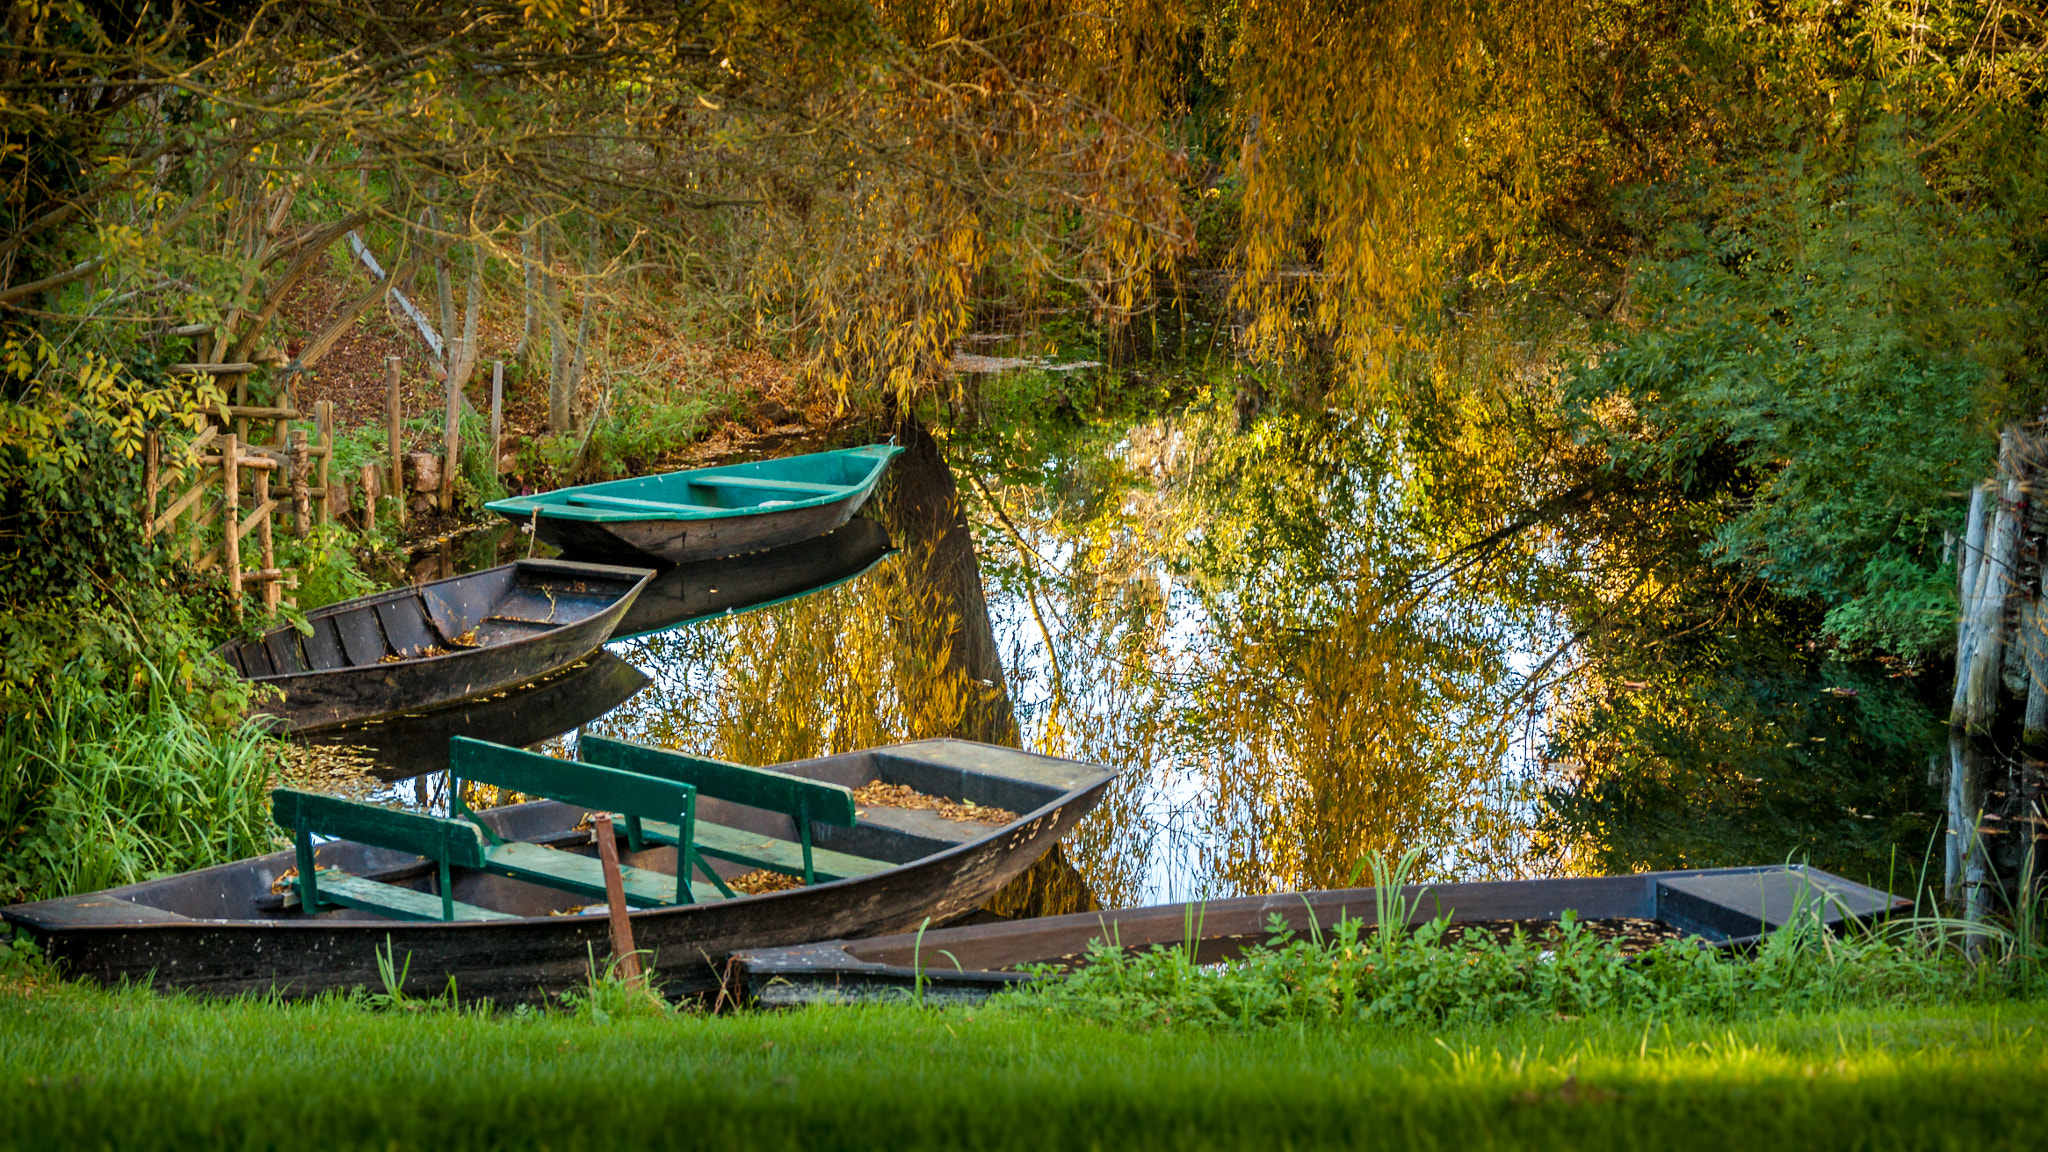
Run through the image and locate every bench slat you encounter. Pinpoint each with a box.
[449,737,696,822]
[481,841,727,906]
[638,819,893,882]
[272,790,489,869]
[578,735,856,826]
[688,475,840,494]
[309,869,519,922]
[562,493,726,514]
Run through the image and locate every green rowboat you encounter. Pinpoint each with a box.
[487,443,903,565]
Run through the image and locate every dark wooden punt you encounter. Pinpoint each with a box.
[487,444,903,566]
[1,740,1117,1003]
[607,516,896,641]
[729,864,1909,1005]
[216,559,654,734]
[292,653,652,782]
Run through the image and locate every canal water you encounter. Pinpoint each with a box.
[365,376,1575,911]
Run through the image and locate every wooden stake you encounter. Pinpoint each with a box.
[255,466,278,614]
[386,357,406,528]
[490,360,503,476]
[289,429,312,536]
[592,814,644,988]
[359,463,381,530]
[441,337,463,512]
[316,400,333,527]
[223,434,242,616]
[143,432,160,542]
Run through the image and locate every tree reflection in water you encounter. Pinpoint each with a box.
[591,405,1565,910]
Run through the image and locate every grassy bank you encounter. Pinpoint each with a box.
[2,969,2042,1151]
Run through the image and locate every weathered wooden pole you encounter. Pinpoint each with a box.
[289,429,313,537]
[489,360,503,477]
[358,463,381,530]
[316,400,334,527]
[386,357,406,529]
[254,466,279,615]
[592,814,644,988]
[143,432,160,543]
[1950,426,2027,948]
[441,337,463,513]
[222,434,243,617]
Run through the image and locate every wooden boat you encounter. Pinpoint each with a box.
[217,559,654,734]
[1,738,1118,1003]
[487,444,904,566]
[608,516,896,641]
[291,652,653,781]
[728,864,1909,1005]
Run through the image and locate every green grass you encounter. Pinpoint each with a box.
[2,970,2043,1151]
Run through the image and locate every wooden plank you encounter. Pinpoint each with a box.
[263,629,309,674]
[639,818,893,882]
[308,870,518,922]
[233,499,278,541]
[480,841,724,907]
[561,493,725,514]
[149,473,217,536]
[449,737,695,824]
[387,357,405,529]
[303,616,348,671]
[689,475,841,494]
[271,789,490,869]
[171,362,260,375]
[374,596,436,656]
[580,734,857,825]
[333,606,388,666]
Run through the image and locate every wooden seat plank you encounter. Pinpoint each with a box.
[562,493,725,514]
[310,870,518,922]
[481,842,726,906]
[639,819,892,882]
[688,475,840,494]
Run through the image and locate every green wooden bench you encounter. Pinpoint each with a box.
[272,789,518,922]
[578,734,893,885]
[447,736,729,905]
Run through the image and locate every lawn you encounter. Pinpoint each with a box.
[3,973,2043,1151]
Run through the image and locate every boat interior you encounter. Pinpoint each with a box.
[522,447,900,518]
[11,738,1097,928]
[220,561,645,678]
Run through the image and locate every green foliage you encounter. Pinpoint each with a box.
[276,527,381,613]
[1566,124,2033,661]
[0,590,282,904]
[1000,900,2040,1031]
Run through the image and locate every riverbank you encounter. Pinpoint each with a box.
[4,967,2042,1151]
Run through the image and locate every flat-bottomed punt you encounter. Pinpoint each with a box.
[217,559,653,733]
[487,444,903,566]
[728,864,1909,1004]
[2,738,1117,1002]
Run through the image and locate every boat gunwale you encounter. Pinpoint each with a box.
[1,738,1119,935]
[227,559,656,687]
[483,445,903,525]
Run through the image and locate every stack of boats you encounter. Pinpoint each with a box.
[0,442,1915,1003]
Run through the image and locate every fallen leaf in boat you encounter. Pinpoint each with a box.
[850,780,1017,824]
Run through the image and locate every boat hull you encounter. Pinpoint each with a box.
[3,740,1116,1003]
[223,560,653,734]
[533,487,871,566]
[727,865,1911,1005]
[608,517,896,640]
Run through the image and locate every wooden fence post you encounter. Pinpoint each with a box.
[359,463,381,531]
[441,337,463,512]
[316,400,334,527]
[255,465,278,614]
[223,434,243,617]
[290,429,313,536]
[143,432,160,542]
[387,357,406,529]
[490,361,503,476]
